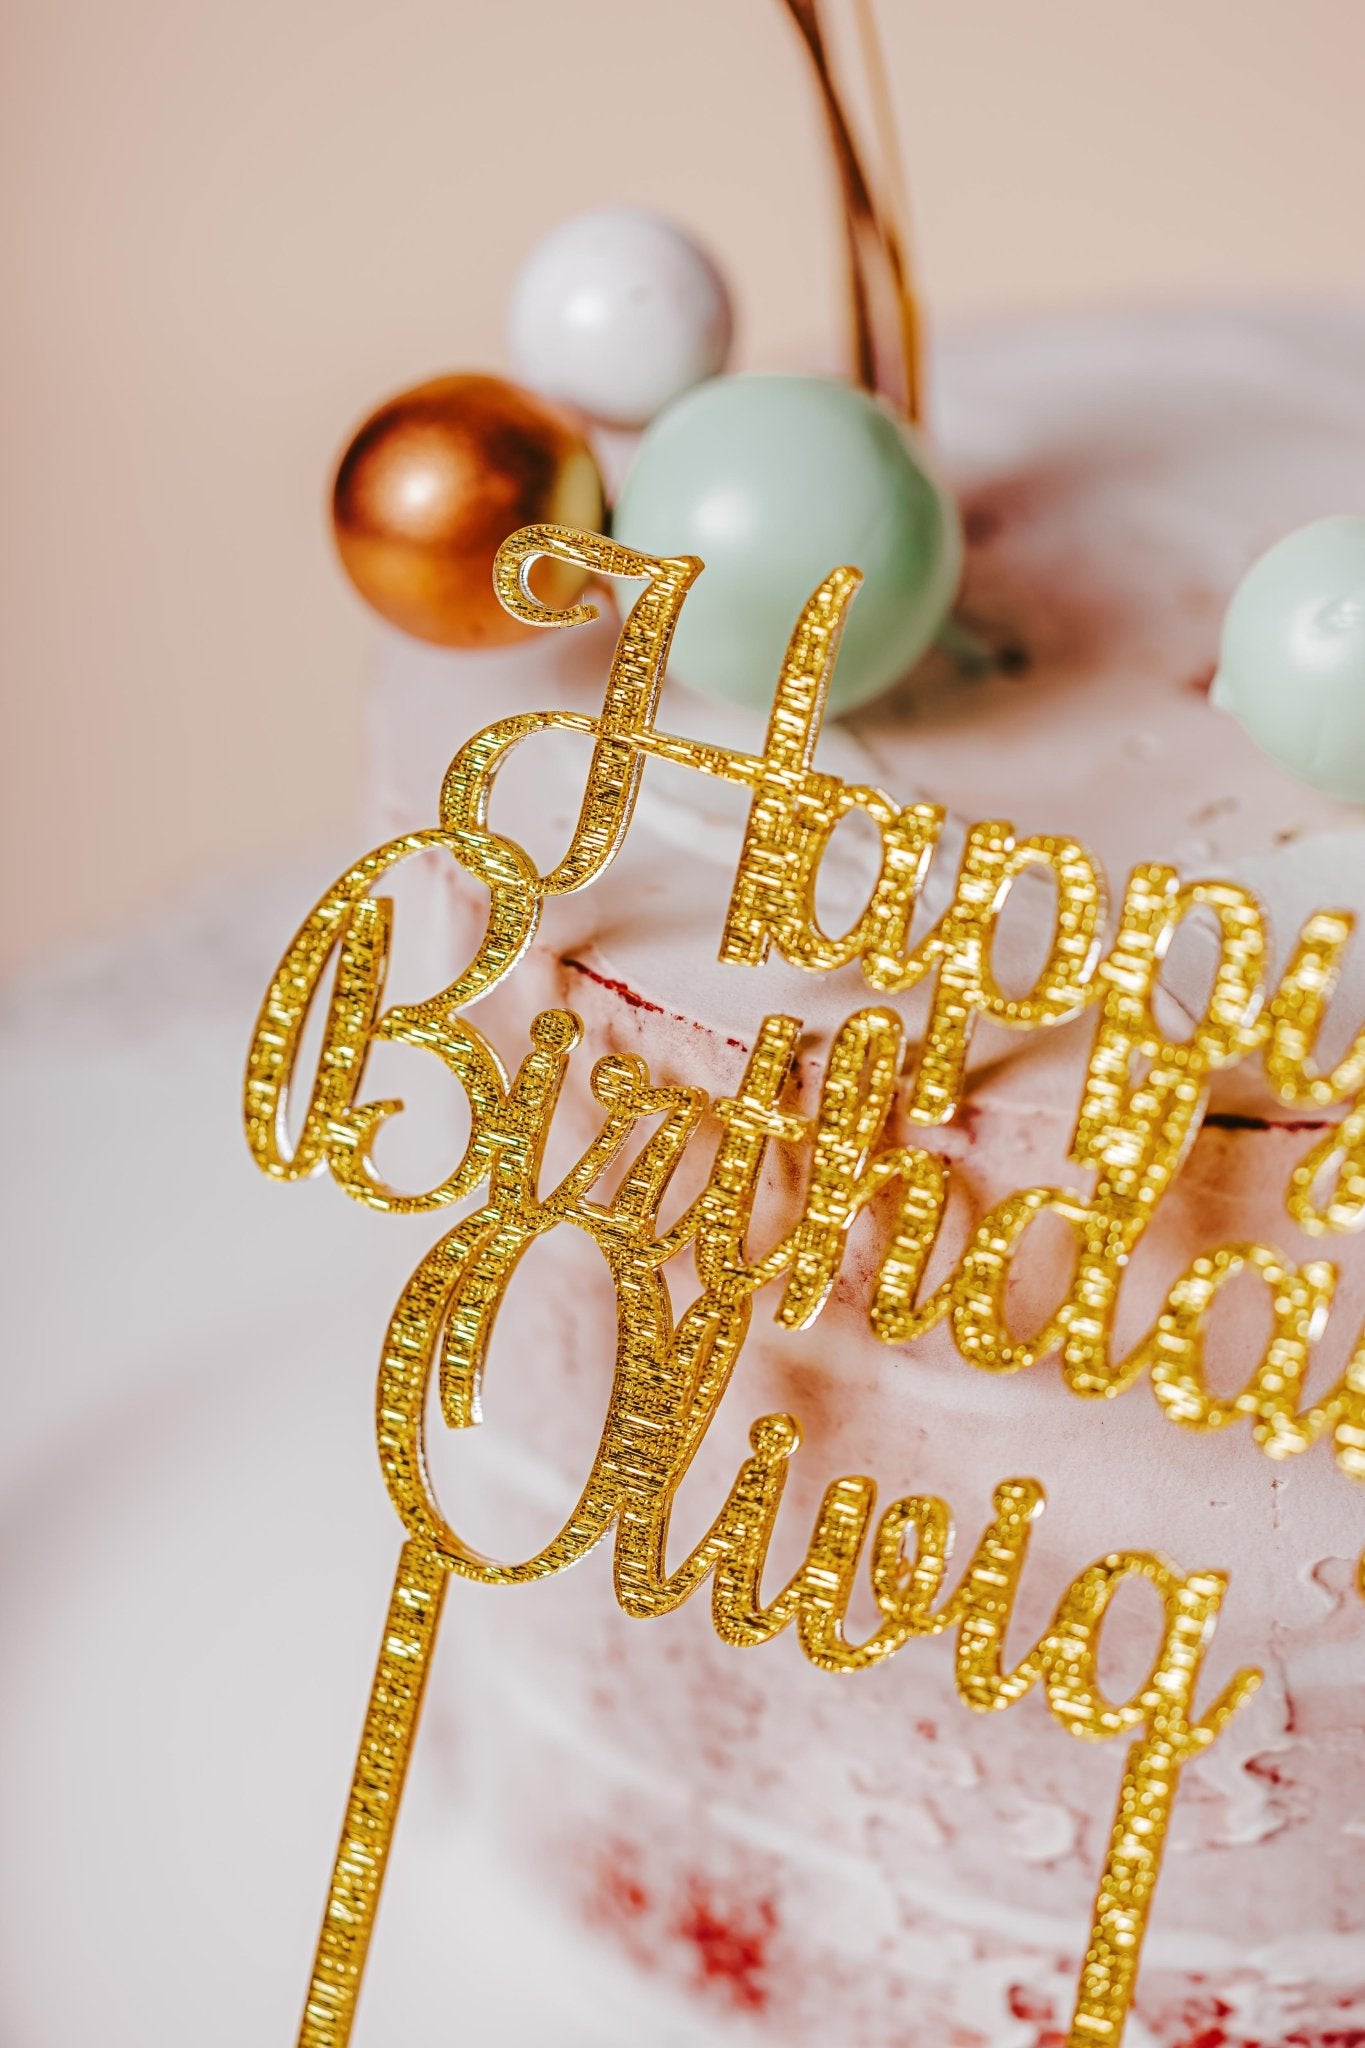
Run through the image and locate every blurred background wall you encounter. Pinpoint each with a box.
[3,0,1363,973]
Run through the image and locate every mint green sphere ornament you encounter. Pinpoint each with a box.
[612,373,962,713]
[1213,514,1365,803]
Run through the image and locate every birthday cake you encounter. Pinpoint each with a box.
[357,305,1365,2047]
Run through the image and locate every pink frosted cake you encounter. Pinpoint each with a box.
[365,310,1365,2046]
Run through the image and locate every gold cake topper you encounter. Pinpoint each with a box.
[246,526,1364,2048]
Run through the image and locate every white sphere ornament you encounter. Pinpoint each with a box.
[507,209,733,430]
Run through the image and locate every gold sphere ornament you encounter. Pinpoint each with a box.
[331,373,605,647]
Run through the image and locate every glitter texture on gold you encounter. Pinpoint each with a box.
[247,525,1364,2048]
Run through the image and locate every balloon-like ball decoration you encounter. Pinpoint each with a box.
[508,209,733,430]
[613,373,962,713]
[1213,514,1365,803]
[331,373,604,648]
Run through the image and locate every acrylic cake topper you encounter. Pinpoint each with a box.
[246,526,1365,2048]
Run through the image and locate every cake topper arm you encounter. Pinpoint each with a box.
[296,1540,447,2048]
[779,0,924,421]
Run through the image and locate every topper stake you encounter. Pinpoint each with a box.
[297,1540,447,2048]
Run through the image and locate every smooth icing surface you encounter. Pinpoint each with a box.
[368,309,1365,2045]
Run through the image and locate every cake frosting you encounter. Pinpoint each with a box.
[365,308,1365,2046]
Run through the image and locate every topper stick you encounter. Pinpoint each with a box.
[296,1538,448,2048]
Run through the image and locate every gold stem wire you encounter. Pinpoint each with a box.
[779,0,924,423]
[850,0,923,425]
[296,1539,449,2048]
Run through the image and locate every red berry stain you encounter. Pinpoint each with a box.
[562,952,750,1051]
[671,1881,778,2013]
[1203,1110,1326,1134]
[1008,1984,1054,2025]
[588,1841,651,1931]
[562,956,665,1016]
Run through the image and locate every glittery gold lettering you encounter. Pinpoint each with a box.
[246,526,1362,2048]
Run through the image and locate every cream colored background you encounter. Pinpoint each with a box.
[3,1,1363,971]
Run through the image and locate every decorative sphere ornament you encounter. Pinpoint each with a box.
[612,373,962,713]
[1212,514,1365,803]
[331,373,604,648]
[508,209,733,430]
